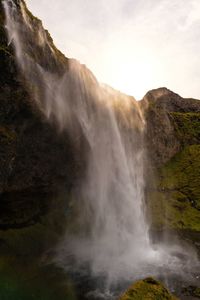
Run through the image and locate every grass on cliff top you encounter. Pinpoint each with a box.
[119,277,178,300]
[170,112,200,145]
[149,145,200,231]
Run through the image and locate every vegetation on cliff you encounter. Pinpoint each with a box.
[171,112,200,146]
[143,88,200,234]
[149,145,200,231]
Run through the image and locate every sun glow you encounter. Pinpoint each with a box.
[92,45,162,100]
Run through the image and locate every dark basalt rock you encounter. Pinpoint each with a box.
[0,0,87,229]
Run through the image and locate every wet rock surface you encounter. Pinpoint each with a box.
[0,0,88,229]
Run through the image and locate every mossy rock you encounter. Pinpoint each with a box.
[195,287,200,298]
[171,112,200,145]
[148,145,200,231]
[149,190,200,231]
[119,277,178,300]
[160,145,200,210]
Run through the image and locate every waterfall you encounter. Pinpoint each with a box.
[3,0,197,294]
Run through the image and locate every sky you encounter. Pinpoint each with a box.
[26,0,200,100]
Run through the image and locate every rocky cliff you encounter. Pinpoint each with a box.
[0,0,89,231]
[141,87,200,166]
[142,88,200,237]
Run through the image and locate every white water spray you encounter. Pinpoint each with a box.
[3,0,198,292]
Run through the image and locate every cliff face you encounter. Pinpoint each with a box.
[0,0,87,230]
[142,88,200,234]
[141,87,200,166]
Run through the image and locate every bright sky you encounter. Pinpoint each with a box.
[26,0,200,100]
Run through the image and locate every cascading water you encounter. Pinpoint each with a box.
[3,0,199,298]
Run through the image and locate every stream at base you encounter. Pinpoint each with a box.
[0,221,199,300]
[56,242,200,299]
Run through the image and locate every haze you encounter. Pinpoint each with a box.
[26,0,200,100]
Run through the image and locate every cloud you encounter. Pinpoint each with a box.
[26,0,200,99]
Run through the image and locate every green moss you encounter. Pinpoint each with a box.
[0,256,77,300]
[193,287,200,297]
[160,145,200,209]
[119,277,178,300]
[171,112,200,145]
[149,145,200,231]
[149,191,200,231]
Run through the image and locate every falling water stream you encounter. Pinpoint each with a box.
[3,1,199,299]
